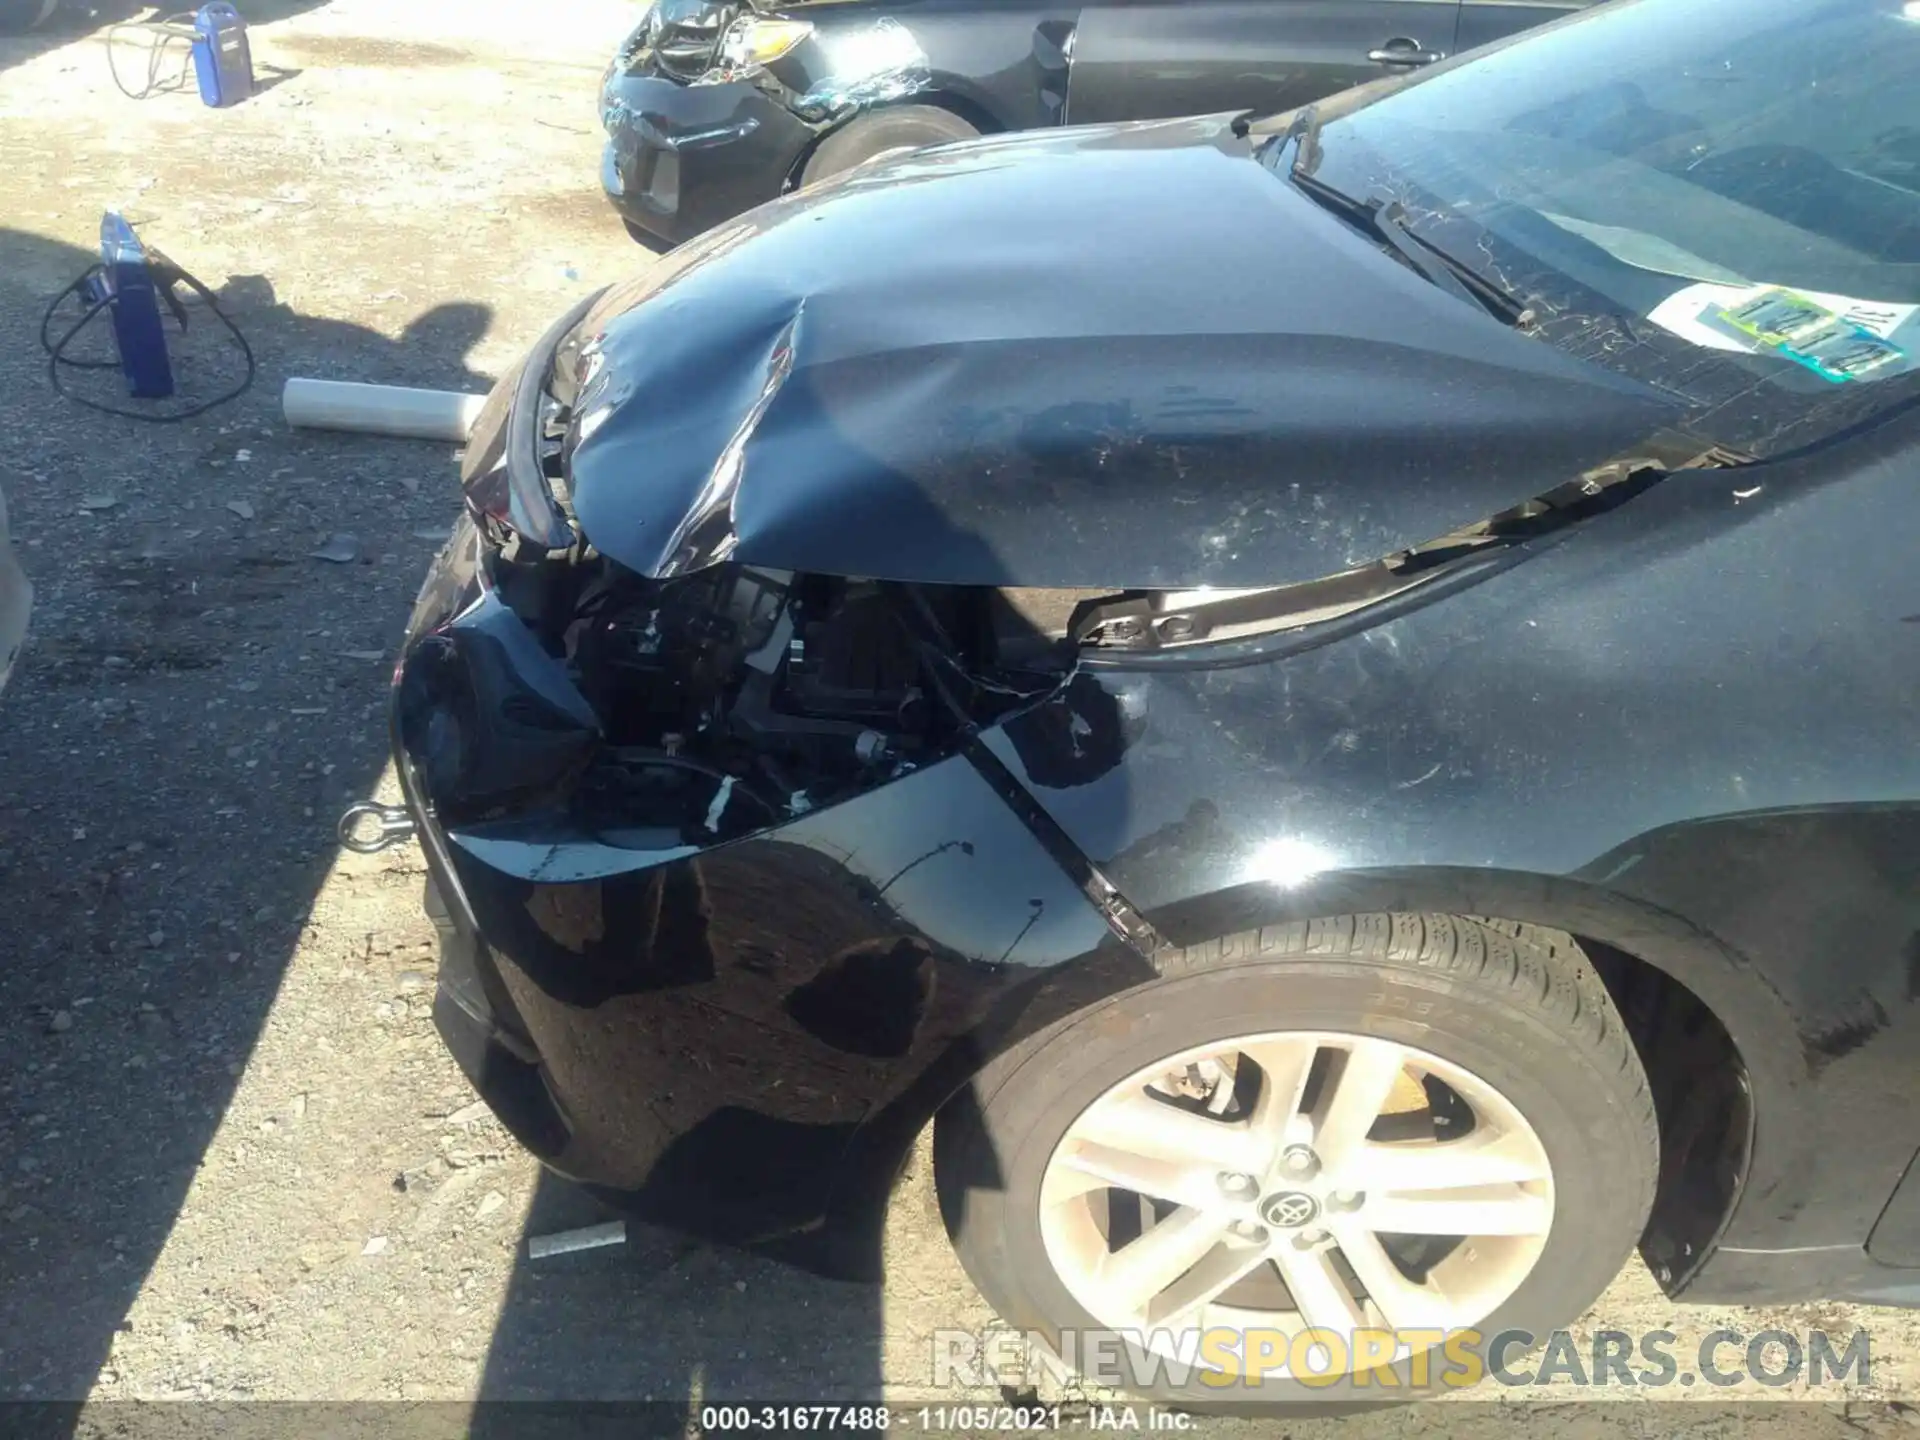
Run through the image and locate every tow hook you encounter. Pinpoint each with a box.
[337,800,418,854]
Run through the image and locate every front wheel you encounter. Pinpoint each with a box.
[934,914,1658,1407]
[799,104,980,187]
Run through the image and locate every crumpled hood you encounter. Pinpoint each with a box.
[562,114,1683,589]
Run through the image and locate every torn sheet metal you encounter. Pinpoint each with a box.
[451,830,701,884]
[792,17,931,121]
[560,114,1682,591]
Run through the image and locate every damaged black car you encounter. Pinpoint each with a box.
[601,0,1592,247]
[373,0,1920,1405]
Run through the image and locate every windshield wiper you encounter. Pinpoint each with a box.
[1255,99,1533,327]
[1247,101,1325,177]
[1282,102,1324,177]
[1376,199,1536,328]
[1287,167,1535,330]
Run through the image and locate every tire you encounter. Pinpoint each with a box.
[934,913,1658,1409]
[799,104,980,187]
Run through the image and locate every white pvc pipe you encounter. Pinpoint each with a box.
[282,378,489,443]
[527,1220,626,1260]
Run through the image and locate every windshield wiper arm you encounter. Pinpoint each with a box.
[1379,201,1536,328]
[1285,102,1324,177]
[1288,169,1534,329]
[1246,101,1326,177]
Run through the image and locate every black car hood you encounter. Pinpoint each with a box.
[562,115,1682,589]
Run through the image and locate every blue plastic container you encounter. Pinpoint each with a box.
[191,3,253,108]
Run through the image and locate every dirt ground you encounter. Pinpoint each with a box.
[1,3,1918,1434]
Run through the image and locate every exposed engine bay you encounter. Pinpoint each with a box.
[478,553,1081,853]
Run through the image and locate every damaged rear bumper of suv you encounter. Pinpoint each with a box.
[602,71,814,247]
[600,3,939,247]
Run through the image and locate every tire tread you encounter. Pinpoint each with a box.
[1157,911,1658,1218]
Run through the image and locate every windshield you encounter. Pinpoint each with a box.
[1307,0,1920,407]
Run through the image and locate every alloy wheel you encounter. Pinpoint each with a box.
[1037,1029,1555,1376]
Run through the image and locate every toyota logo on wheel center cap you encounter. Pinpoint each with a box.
[1261,1191,1320,1228]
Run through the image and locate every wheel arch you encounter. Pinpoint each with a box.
[1146,870,1804,1299]
[821,867,1804,1296]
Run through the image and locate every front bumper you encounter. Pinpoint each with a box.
[391,514,576,1168]
[388,510,874,1241]
[601,70,816,246]
[387,513,1127,1252]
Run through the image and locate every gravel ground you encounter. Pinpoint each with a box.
[2,4,1919,1433]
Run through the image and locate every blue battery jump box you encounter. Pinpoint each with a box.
[46,210,253,420]
[86,211,176,400]
[191,3,253,108]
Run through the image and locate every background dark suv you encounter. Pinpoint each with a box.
[602,0,1590,245]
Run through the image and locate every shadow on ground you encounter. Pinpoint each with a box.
[0,224,490,1410]
[0,220,897,1430]
[472,1176,887,1420]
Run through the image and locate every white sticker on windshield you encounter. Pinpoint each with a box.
[1649,281,1918,382]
